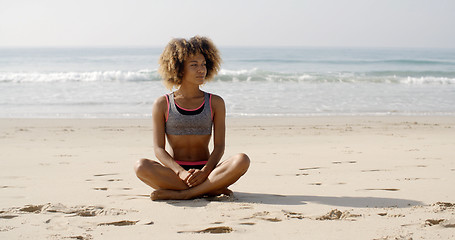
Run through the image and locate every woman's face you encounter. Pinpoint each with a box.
[181,53,207,86]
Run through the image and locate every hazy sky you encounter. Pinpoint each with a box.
[1,0,454,48]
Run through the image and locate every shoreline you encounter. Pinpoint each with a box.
[2,112,455,119]
[1,114,455,120]
[1,116,454,239]
[1,115,454,130]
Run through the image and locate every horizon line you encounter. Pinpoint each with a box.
[1,45,454,50]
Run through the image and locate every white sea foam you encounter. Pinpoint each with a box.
[0,69,160,83]
[1,68,454,85]
[401,76,455,84]
[218,68,258,75]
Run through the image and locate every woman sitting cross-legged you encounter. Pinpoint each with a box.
[134,36,250,200]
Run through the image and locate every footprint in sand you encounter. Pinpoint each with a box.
[332,161,357,164]
[107,179,123,182]
[361,169,390,172]
[315,209,362,221]
[309,182,322,186]
[243,211,282,222]
[433,202,455,212]
[362,188,400,192]
[0,215,18,219]
[316,209,344,220]
[144,221,154,225]
[434,202,454,208]
[65,234,92,240]
[98,220,139,226]
[2,203,130,217]
[299,167,321,171]
[20,204,46,213]
[93,173,119,177]
[424,218,455,227]
[178,226,233,234]
[282,210,305,219]
[294,173,309,176]
[296,167,322,176]
[239,222,256,225]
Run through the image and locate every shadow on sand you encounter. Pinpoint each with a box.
[235,192,424,208]
[164,192,424,208]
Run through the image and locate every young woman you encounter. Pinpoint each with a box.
[134,36,250,200]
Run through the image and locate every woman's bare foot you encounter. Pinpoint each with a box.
[150,189,189,201]
[151,188,233,201]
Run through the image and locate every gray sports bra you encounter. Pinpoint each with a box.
[165,92,213,135]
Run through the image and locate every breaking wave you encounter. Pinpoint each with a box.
[1,68,454,84]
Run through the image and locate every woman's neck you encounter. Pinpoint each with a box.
[175,84,203,99]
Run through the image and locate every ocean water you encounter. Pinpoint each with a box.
[1,47,454,118]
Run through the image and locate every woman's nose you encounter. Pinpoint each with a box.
[197,65,206,72]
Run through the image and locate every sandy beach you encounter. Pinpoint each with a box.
[1,116,454,239]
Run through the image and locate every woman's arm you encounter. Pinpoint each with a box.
[152,96,188,178]
[203,94,226,172]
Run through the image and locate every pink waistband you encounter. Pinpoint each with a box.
[175,160,208,166]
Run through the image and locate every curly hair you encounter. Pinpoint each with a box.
[158,36,222,90]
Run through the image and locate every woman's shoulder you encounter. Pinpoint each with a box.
[153,94,169,111]
[207,92,223,102]
[156,94,169,104]
[207,92,225,112]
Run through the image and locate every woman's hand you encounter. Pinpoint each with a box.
[178,170,193,184]
[185,169,209,187]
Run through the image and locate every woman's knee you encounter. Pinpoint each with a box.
[134,158,153,177]
[233,153,250,171]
